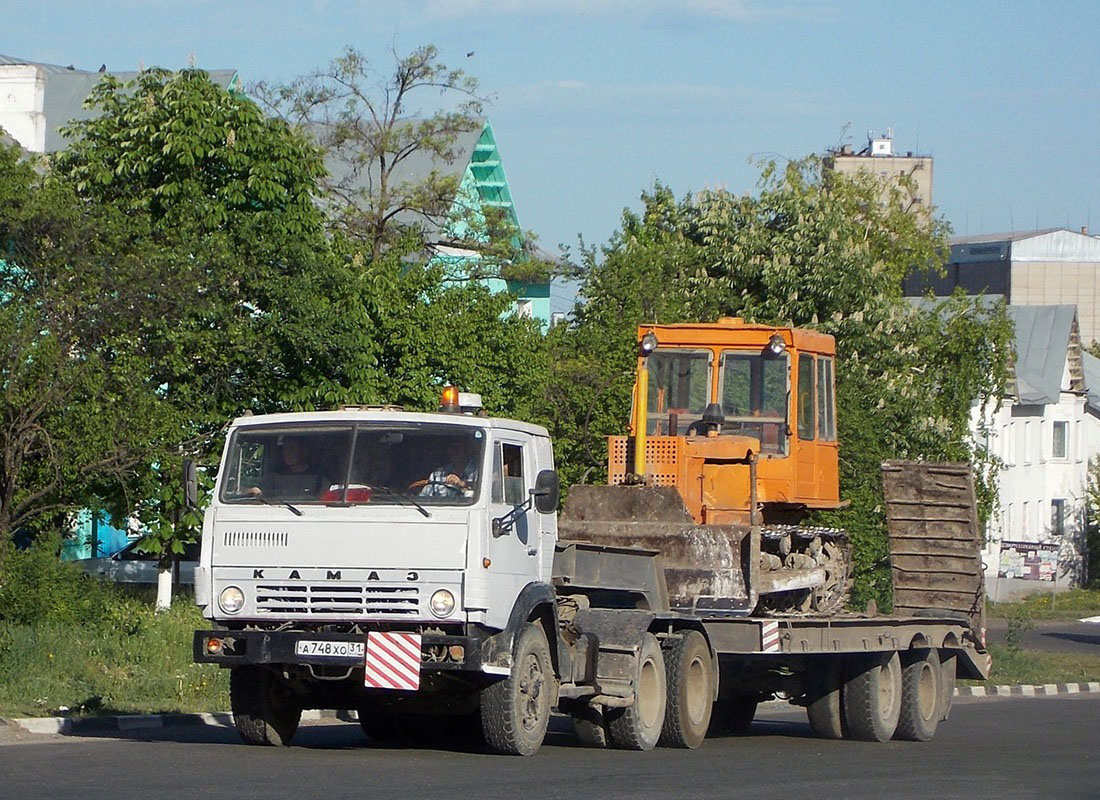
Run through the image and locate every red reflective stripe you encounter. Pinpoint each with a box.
[365,632,422,690]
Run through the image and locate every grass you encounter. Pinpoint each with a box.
[0,599,228,718]
[988,588,1100,621]
[962,643,1100,687]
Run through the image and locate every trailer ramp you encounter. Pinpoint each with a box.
[882,461,985,637]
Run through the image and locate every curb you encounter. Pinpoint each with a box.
[4,687,1099,736]
[955,682,1100,698]
[2,708,357,737]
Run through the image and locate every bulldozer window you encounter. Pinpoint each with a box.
[719,351,789,455]
[816,356,836,441]
[797,354,815,440]
[646,349,711,434]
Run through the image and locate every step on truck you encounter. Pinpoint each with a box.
[192,347,989,755]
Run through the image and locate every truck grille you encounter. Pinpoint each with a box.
[255,583,419,616]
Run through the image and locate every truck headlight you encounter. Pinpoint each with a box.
[218,586,245,614]
[429,589,455,618]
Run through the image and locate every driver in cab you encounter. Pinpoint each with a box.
[409,436,479,498]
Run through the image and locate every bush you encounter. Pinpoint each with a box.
[0,535,137,626]
[0,539,228,717]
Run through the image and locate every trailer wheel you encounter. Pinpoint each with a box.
[480,623,555,756]
[806,659,845,739]
[707,695,758,736]
[230,666,301,746]
[843,652,902,742]
[894,650,941,741]
[659,630,714,748]
[607,633,666,750]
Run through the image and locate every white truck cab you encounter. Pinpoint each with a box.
[195,403,557,633]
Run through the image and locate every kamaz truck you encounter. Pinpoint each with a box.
[192,321,990,755]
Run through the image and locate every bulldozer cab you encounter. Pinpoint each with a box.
[611,318,840,524]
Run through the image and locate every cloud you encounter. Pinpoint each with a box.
[420,0,812,22]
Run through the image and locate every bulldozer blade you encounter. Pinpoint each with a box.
[559,485,756,615]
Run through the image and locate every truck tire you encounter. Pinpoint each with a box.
[707,695,758,736]
[843,652,902,742]
[230,666,301,747]
[659,630,714,748]
[606,633,667,751]
[894,649,941,741]
[806,659,845,739]
[480,622,555,756]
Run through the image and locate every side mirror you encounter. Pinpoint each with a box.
[531,469,560,514]
[491,517,507,538]
[183,459,198,509]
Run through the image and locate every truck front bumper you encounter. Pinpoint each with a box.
[194,629,486,673]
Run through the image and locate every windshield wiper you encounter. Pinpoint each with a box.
[257,496,303,516]
[372,486,431,518]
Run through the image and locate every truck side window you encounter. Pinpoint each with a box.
[493,443,525,505]
[816,356,836,441]
[797,355,815,440]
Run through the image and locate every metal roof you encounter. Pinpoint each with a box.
[1006,304,1078,404]
[0,53,238,152]
[1083,352,1100,410]
[950,229,1064,245]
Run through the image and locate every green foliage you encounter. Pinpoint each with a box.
[1087,458,1100,588]
[990,588,1100,620]
[963,643,1100,687]
[0,536,118,626]
[0,599,227,717]
[546,161,1013,607]
[0,140,185,543]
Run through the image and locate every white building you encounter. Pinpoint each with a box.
[975,304,1100,601]
[0,53,240,154]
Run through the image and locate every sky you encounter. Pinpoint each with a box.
[5,0,1099,280]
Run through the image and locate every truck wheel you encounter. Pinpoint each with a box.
[480,623,555,756]
[806,660,845,739]
[606,633,666,751]
[230,666,301,746]
[894,650,941,741]
[707,695,758,736]
[843,652,902,742]
[659,630,714,748]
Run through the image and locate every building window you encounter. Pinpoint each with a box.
[1051,499,1066,537]
[1022,501,1030,535]
[1053,421,1068,459]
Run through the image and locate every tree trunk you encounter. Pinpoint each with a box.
[156,556,173,611]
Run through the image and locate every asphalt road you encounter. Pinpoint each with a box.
[985,618,1100,654]
[2,695,1098,800]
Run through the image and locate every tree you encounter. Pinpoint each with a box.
[545,160,1012,607]
[50,68,351,605]
[254,45,548,283]
[0,140,184,566]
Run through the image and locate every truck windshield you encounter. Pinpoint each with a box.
[220,423,486,506]
[719,351,789,455]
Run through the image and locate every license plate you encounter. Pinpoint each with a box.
[295,639,365,658]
